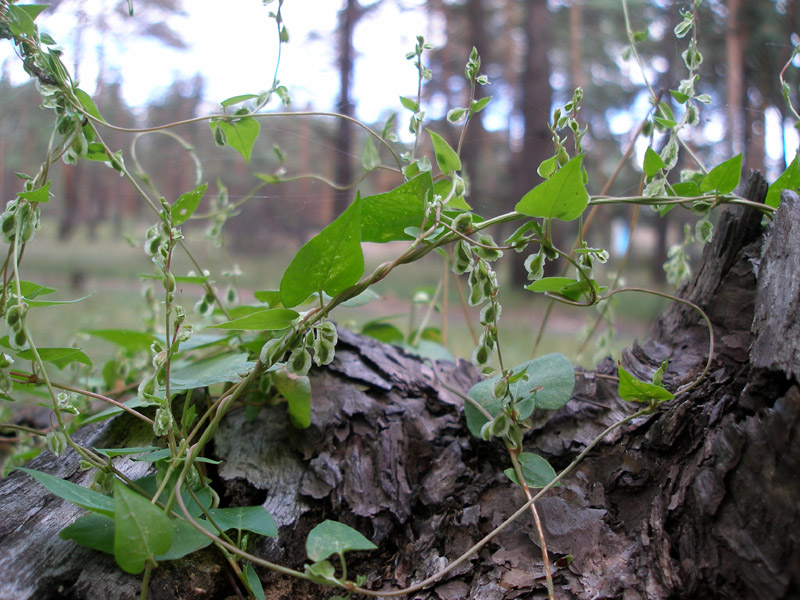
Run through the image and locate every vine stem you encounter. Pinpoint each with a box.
[600,287,714,398]
[82,110,403,171]
[509,449,554,600]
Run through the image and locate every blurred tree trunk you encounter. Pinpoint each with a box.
[460,0,488,205]
[569,0,584,91]
[726,0,745,157]
[511,0,554,286]
[334,0,361,217]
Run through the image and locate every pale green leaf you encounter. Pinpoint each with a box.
[504,452,559,488]
[210,308,298,330]
[427,129,461,175]
[515,155,588,221]
[280,194,363,308]
[700,154,742,195]
[361,173,431,243]
[169,353,256,391]
[171,183,208,226]
[362,136,380,172]
[214,117,260,163]
[643,147,667,178]
[274,371,311,429]
[221,93,258,108]
[464,354,574,438]
[617,363,674,404]
[17,181,51,203]
[206,506,278,537]
[766,154,800,208]
[84,329,158,353]
[306,520,377,562]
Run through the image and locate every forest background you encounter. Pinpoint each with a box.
[0,0,796,373]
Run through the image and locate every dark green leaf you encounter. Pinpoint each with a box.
[515,155,588,221]
[504,452,559,488]
[245,563,266,600]
[84,329,158,353]
[360,173,431,243]
[81,397,154,425]
[171,183,207,226]
[427,129,461,175]
[653,116,677,130]
[766,154,800,208]
[465,354,574,438]
[361,321,404,344]
[15,346,91,369]
[113,480,173,574]
[700,154,742,195]
[60,512,115,554]
[280,194,363,308]
[210,308,298,330]
[19,468,115,516]
[206,506,278,537]
[306,520,377,562]
[274,371,311,429]
[156,519,214,560]
[93,446,160,458]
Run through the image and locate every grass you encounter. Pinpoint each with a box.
[9,218,671,389]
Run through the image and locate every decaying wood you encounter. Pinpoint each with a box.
[0,172,797,600]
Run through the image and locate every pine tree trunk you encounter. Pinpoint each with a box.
[0,172,797,600]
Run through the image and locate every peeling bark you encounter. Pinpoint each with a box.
[0,173,797,600]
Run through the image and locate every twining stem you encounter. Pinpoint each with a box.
[600,287,714,398]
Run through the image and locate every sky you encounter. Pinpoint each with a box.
[1,1,432,123]
[0,1,795,171]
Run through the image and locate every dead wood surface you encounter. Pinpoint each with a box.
[0,173,797,600]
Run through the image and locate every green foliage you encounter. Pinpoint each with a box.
[464,354,575,438]
[305,519,377,562]
[280,194,364,308]
[504,452,559,489]
[515,156,589,222]
[112,479,173,573]
[0,2,784,596]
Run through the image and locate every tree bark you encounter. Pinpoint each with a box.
[0,172,798,600]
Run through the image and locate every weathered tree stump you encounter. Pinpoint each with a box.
[0,172,797,600]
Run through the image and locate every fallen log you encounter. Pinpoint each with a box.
[0,172,797,600]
